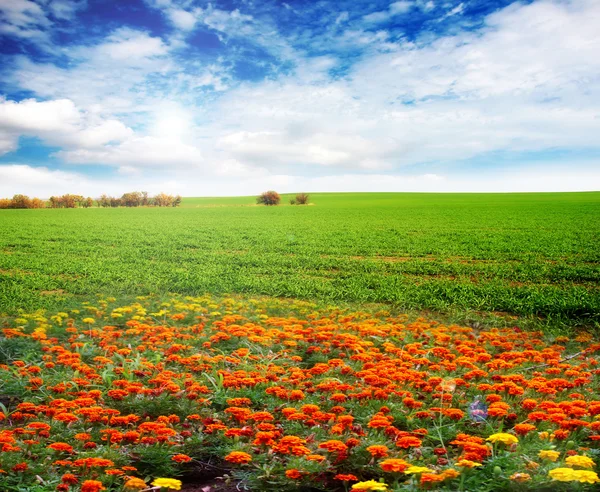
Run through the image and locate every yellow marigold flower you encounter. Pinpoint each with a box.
[124,477,147,490]
[549,468,600,484]
[456,460,482,468]
[538,450,560,462]
[405,466,433,474]
[566,455,596,469]
[549,468,577,482]
[510,473,531,482]
[572,471,600,484]
[82,318,95,324]
[486,433,518,445]
[441,469,460,479]
[151,478,182,490]
[351,480,388,491]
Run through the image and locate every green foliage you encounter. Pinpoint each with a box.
[0,192,599,330]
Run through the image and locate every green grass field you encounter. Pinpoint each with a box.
[1,192,598,330]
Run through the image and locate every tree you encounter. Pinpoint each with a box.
[121,192,143,207]
[295,193,309,205]
[10,194,32,209]
[98,195,111,207]
[153,192,174,207]
[30,198,46,209]
[257,191,281,206]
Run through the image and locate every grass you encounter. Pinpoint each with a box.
[0,192,598,331]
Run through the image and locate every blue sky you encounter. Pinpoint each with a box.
[0,0,599,196]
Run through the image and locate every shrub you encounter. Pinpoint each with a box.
[257,191,281,206]
[295,193,309,205]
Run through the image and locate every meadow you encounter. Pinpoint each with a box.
[0,192,599,331]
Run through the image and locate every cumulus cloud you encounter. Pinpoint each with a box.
[2,0,600,194]
[0,97,133,154]
[11,27,174,116]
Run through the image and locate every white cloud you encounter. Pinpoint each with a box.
[57,135,203,169]
[168,8,197,30]
[0,0,86,44]
[0,97,133,154]
[335,12,349,25]
[49,0,87,20]
[0,97,80,133]
[0,0,49,41]
[362,0,413,24]
[11,28,174,116]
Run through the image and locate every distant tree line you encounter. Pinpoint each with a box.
[0,192,182,209]
[97,192,181,207]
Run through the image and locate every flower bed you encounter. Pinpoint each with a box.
[1,295,599,491]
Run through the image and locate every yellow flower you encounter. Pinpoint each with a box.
[351,480,388,491]
[538,431,549,440]
[441,469,460,479]
[549,468,599,484]
[510,473,531,482]
[566,455,595,469]
[151,478,182,490]
[573,471,600,484]
[538,450,560,462]
[486,433,518,445]
[405,466,433,474]
[549,468,577,482]
[456,460,482,468]
[82,317,95,324]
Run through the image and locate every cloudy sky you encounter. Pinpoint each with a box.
[0,0,599,197]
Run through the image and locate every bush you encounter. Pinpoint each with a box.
[295,193,309,205]
[257,191,281,206]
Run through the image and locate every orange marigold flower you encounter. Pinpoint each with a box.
[335,474,358,481]
[81,480,106,492]
[366,445,389,458]
[171,454,192,463]
[513,424,536,436]
[61,474,78,484]
[396,436,422,449]
[124,477,147,490]
[380,458,409,473]
[285,469,303,479]
[73,458,114,468]
[319,440,348,453]
[47,442,74,453]
[12,462,28,472]
[225,451,252,464]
